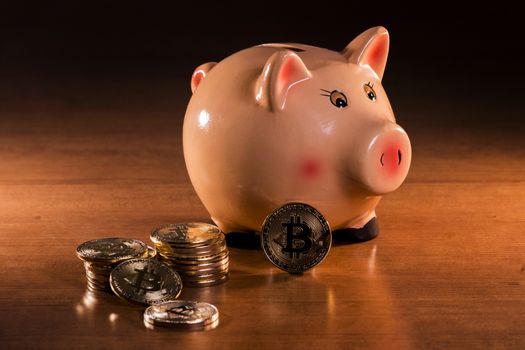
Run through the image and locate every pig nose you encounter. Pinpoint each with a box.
[353,123,411,195]
[380,145,402,169]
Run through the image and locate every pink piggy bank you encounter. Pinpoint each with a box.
[183,26,411,240]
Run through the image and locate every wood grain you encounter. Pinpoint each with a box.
[0,80,524,349]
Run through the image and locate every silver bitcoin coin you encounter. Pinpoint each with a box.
[143,300,219,329]
[76,238,147,263]
[110,258,183,305]
[261,202,332,274]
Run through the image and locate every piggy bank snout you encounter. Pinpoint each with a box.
[351,123,411,195]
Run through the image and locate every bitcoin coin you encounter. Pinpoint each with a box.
[150,223,229,287]
[110,258,183,305]
[151,223,222,245]
[143,300,219,329]
[158,249,228,262]
[261,202,332,274]
[159,240,227,256]
[77,238,150,293]
[77,238,148,263]
[172,257,229,270]
[174,261,229,274]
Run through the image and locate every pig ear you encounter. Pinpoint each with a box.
[191,62,217,93]
[342,26,389,80]
[255,50,311,111]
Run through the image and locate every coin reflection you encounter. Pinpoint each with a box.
[368,244,377,275]
[327,287,336,317]
[143,318,219,331]
[109,313,119,323]
[75,288,121,328]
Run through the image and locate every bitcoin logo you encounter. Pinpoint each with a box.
[110,259,182,305]
[76,238,147,262]
[261,203,332,273]
[167,305,204,320]
[170,305,194,316]
[125,265,165,294]
[171,226,188,240]
[280,216,313,258]
[151,223,221,245]
[92,241,131,257]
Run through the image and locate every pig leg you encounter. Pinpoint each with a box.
[348,217,379,241]
[225,231,261,249]
[333,218,379,242]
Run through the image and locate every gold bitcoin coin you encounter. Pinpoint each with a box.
[150,223,222,245]
[76,238,147,263]
[77,238,150,293]
[150,223,230,287]
[110,258,183,305]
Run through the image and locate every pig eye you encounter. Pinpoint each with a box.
[321,89,348,108]
[364,82,377,101]
[330,91,348,108]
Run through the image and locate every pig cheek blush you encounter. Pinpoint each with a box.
[299,158,322,179]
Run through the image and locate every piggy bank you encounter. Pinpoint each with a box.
[183,27,411,240]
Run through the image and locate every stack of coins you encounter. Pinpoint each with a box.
[150,223,229,287]
[76,238,149,293]
[143,300,219,330]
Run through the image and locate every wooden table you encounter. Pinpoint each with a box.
[1,79,524,349]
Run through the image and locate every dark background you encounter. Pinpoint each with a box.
[0,2,522,118]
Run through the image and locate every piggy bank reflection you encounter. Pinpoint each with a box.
[183,26,411,239]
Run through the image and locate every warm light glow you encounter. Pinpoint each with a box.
[75,304,84,316]
[109,313,119,323]
[321,121,335,135]
[327,287,335,317]
[198,110,210,128]
[368,244,377,274]
[82,291,98,310]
